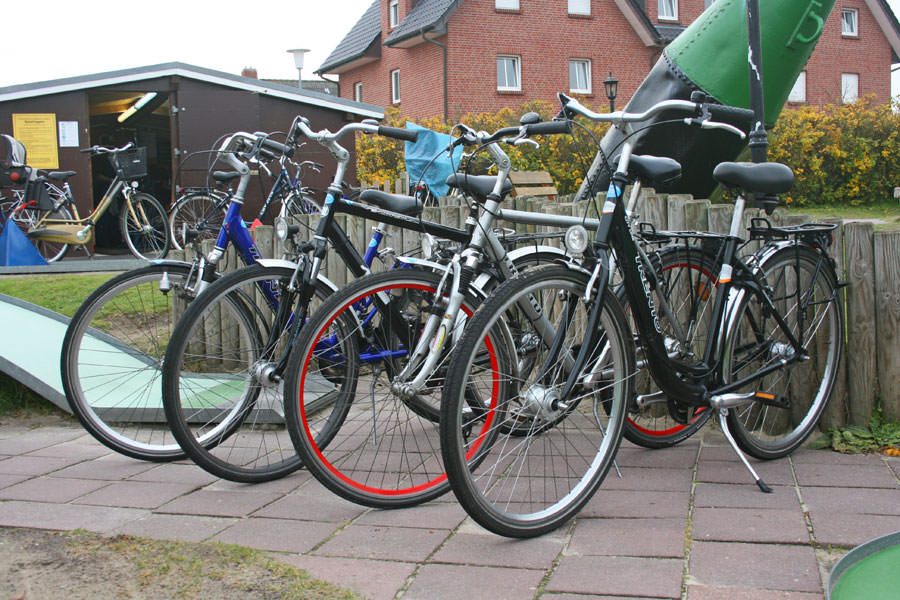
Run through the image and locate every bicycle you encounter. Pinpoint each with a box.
[23,144,170,260]
[440,92,843,537]
[1,176,75,262]
[160,115,579,485]
[59,130,307,461]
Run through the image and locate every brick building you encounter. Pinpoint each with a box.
[318,0,900,120]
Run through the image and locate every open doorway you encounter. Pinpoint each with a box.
[87,91,171,252]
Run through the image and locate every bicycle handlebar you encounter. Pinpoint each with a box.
[79,142,134,155]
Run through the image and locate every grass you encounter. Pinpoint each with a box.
[786,200,900,230]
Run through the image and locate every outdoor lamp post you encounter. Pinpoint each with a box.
[287,49,310,89]
[604,72,619,112]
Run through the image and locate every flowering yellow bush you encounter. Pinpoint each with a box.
[356,102,610,195]
[768,96,900,206]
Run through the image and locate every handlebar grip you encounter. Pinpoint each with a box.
[259,148,277,160]
[79,147,94,154]
[525,121,571,135]
[377,126,419,143]
[486,126,522,143]
[260,137,293,158]
[706,103,756,126]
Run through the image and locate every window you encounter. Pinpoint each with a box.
[569,59,591,94]
[788,71,806,103]
[389,0,399,28]
[658,0,677,20]
[354,82,363,103]
[495,0,519,10]
[842,9,858,36]
[841,73,858,103]
[704,0,715,9]
[391,70,401,103]
[497,55,521,91]
[568,0,590,16]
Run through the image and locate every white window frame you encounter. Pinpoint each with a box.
[788,71,806,103]
[841,73,859,104]
[704,0,716,9]
[569,59,591,94]
[391,69,401,104]
[354,82,363,103]
[389,0,399,28]
[568,0,590,16]
[497,55,521,91]
[658,0,678,21]
[841,8,858,37]
[495,0,519,10]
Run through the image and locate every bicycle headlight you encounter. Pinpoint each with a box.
[564,225,589,255]
[421,233,437,260]
[274,217,290,242]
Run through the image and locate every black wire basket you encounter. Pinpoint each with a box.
[110,147,148,180]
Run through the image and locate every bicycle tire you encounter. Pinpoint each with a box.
[61,263,196,461]
[722,244,842,459]
[283,267,484,508]
[440,264,633,538]
[162,263,332,483]
[30,204,73,263]
[168,191,227,250]
[621,245,717,448]
[121,191,170,260]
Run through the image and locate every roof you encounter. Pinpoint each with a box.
[0,62,383,119]
[869,0,900,62]
[384,0,458,46]
[317,0,382,74]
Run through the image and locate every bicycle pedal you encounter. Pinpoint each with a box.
[754,392,790,409]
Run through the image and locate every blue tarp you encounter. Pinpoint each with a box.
[0,217,48,266]
[404,122,462,198]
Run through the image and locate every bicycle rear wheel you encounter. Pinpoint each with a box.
[8,193,73,263]
[284,268,483,508]
[441,265,633,538]
[168,191,226,251]
[61,263,195,460]
[723,244,842,459]
[162,264,331,482]
[121,191,170,260]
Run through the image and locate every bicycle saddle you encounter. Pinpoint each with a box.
[212,171,242,184]
[445,174,513,199]
[713,162,794,195]
[358,189,423,216]
[629,155,681,187]
[46,171,77,181]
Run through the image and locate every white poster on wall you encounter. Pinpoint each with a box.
[58,121,79,148]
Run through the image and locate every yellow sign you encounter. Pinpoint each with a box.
[12,113,59,169]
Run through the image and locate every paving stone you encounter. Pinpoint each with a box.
[0,455,80,476]
[0,476,107,503]
[212,517,337,553]
[26,440,109,461]
[600,467,693,492]
[0,473,29,489]
[689,541,821,593]
[543,595,660,600]
[253,486,368,523]
[695,459,795,486]
[808,511,900,548]
[50,454,155,480]
[548,555,683,598]
[790,448,879,466]
[277,554,416,600]
[0,427,86,455]
[114,513,237,542]
[204,470,309,494]
[354,500,467,530]
[403,563,545,600]
[315,523,449,561]
[793,462,898,489]
[0,499,146,532]
[75,481,198,509]
[155,489,281,517]
[692,507,809,544]
[615,446,699,469]
[801,485,900,516]
[127,462,218,486]
[581,490,690,519]
[693,482,800,509]
[431,530,564,568]
[568,516,687,557]
[687,585,823,599]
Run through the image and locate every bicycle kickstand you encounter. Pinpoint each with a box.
[716,408,773,493]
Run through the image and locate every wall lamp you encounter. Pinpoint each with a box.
[118,92,158,123]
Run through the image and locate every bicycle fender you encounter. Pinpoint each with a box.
[149,259,193,268]
[393,256,450,273]
[472,245,569,291]
[254,258,339,293]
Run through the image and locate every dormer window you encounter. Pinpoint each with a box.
[389,0,399,28]
[658,0,678,21]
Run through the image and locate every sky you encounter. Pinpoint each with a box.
[2,0,900,95]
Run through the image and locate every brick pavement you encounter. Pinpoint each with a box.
[1,421,898,600]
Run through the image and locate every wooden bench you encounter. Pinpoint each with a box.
[509,170,558,201]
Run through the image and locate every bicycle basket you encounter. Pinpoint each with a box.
[1,134,28,188]
[110,147,148,180]
[24,176,54,211]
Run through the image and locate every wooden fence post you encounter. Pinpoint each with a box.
[844,222,877,425]
[874,231,900,420]
[819,219,849,429]
[666,194,691,230]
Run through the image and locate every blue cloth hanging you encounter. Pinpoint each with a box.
[0,217,48,266]
[404,122,462,198]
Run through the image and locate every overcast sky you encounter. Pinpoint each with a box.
[2,0,899,96]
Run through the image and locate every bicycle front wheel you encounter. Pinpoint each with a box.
[168,191,226,251]
[441,264,633,538]
[284,268,483,508]
[723,244,843,459]
[121,191,170,260]
[61,263,196,460]
[162,264,330,482]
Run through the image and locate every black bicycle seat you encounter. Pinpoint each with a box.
[358,189,423,216]
[629,155,681,187]
[713,162,794,195]
[446,174,512,199]
[212,171,242,184]
[46,171,77,181]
